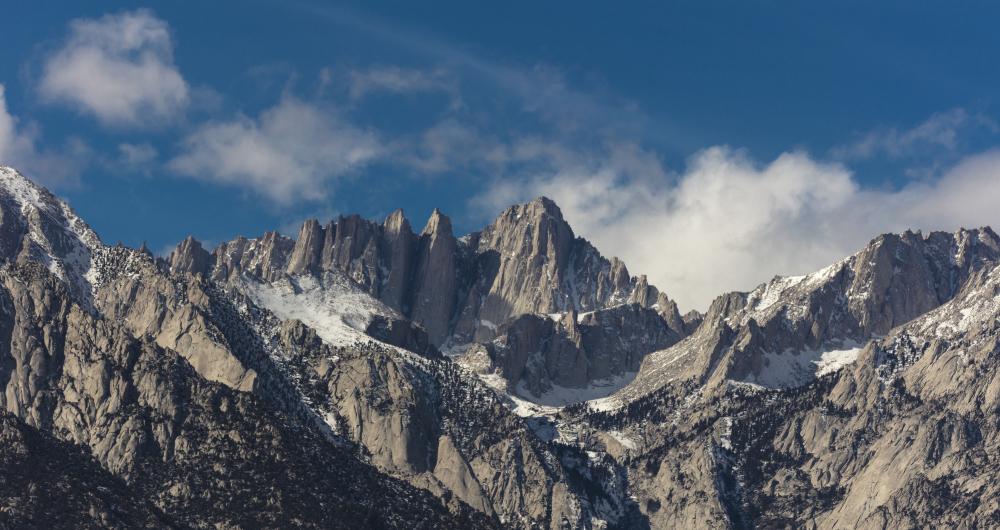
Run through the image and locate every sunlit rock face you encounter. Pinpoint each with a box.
[5,164,1000,529]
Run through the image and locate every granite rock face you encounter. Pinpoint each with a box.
[569,227,1000,529]
[179,197,666,349]
[620,227,1000,400]
[411,209,458,345]
[172,195,679,395]
[168,235,211,277]
[0,411,168,528]
[453,197,654,344]
[0,167,645,529]
[0,167,495,529]
[484,304,682,396]
[5,164,1000,529]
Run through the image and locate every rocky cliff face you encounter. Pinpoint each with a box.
[572,257,1000,529]
[617,227,1000,402]
[5,164,1000,529]
[0,167,497,528]
[452,197,654,344]
[480,304,681,397]
[170,194,678,396]
[174,197,665,346]
[0,166,646,529]
[561,227,1000,528]
[412,209,458,345]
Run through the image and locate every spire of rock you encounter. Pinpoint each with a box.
[606,257,632,302]
[654,291,687,336]
[411,209,457,345]
[383,208,410,234]
[628,274,659,307]
[380,209,416,312]
[421,208,452,237]
[169,235,212,276]
[286,219,324,275]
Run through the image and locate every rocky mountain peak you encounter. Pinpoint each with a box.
[286,219,325,275]
[169,235,212,276]
[9,167,1000,528]
[168,193,679,386]
[421,208,453,238]
[383,208,410,233]
[413,208,458,345]
[526,195,564,220]
[0,166,105,307]
[621,224,1000,400]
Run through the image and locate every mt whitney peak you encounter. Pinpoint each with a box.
[2,164,1000,528]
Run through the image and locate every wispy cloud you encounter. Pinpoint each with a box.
[348,66,455,101]
[117,142,158,170]
[0,83,88,188]
[168,95,381,203]
[831,108,997,161]
[286,3,664,142]
[39,9,189,127]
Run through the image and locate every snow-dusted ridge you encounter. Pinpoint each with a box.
[0,166,107,307]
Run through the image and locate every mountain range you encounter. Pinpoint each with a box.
[1,164,999,529]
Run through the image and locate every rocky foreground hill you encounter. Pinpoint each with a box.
[1,164,999,529]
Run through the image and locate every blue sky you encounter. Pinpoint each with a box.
[2,1,1000,308]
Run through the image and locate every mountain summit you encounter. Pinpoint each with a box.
[2,166,1000,529]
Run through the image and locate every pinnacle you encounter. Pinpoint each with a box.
[422,208,453,237]
[526,196,564,221]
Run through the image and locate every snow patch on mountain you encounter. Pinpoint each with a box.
[919,264,1000,342]
[607,430,638,451]
[741,341,864,388]
[242,271,397,348]
[513,371,639,408]
[815,344,863,376]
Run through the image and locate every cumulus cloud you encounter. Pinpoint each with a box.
[169,96,381,203]
[0,83,85,187]
[39,9,189,127]
[473,144,1000,311]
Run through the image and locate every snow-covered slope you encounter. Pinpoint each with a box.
[241,271,401,349]
[0,167,104,305]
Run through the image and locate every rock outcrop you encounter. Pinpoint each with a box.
[0,167,495,529]
[483,304,682,396]
[168,235,212,277]
[619,227,1000,400]
[411,209,458,345]
[8,164,1000,529]
[452,197,654,344]
[180,196,671,353]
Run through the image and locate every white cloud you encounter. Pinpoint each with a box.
[117,142,158,168]
[0,85,37,165]
[169,96,381,203]
[39,9,189,127]
[348,66,454,100]
[832,108,996,160]
[393,119,511,173]
[0,83,85,187]
[474,144,1000,311]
